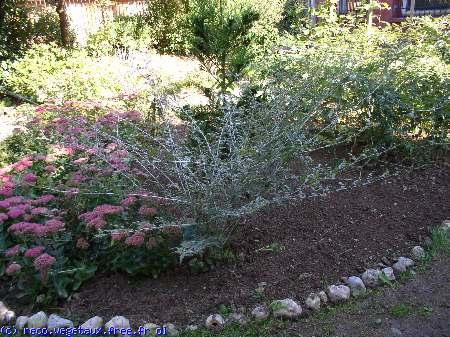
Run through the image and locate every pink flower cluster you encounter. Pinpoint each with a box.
[8,219,64,237]
[80,204,123,229]
[31,194,57,205]
[0,212,8,222]
[33,253,56,271]
[6,263,22,275]
[12,158,33,172]
[7,205,28,219]
[138,206,157,217]
[24,246,46,258]
[125,232,145,247]
[22,173,37,186]
[111,230,129,241]
[4,244,21,257]
[120,196,137,207]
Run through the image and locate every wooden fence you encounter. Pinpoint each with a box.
[27,0,147,45]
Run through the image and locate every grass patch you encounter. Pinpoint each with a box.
[389,303,434,319]
[179,319,287,337]
[389,303,413,318]
[418,305,434,318]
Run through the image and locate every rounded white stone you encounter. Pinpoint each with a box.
[251,305,269,321]
[327,285,351,303]
[47,314,73,330]
[346,276,366,297]
[382,267,396,281]
[393,257,414,274]
[164,323,179,336]
[305,293,321,311]
[27,312,48,329]
[105,316,130,336]
[318,291,328,305]
[80,316,103,330]
[205,314,225,331]
[411,246,425,260]
[270,298,302,319]
[361,269,381,288]
[15,316,29,330]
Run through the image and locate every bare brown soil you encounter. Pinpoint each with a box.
[59,165,450,327]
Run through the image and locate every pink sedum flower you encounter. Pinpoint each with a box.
[44,219,65,233]
[7,206,26,219]
[31,207,49,215]
[33,253,56,271]
[22,173,37,185]
[87,217,107,229]
[3,196,25,206]
[105,143,118,153]
[6,263,22,275]
[120,196,137,207]
[13,159,33,172]
[35,106,46,113]
[125,232,145,247]
[73,157,89,165]
[31,194,56,205]
[51,145,75,157]
[138,206,157,217]
[0,213,8,222]
[0,187,13,197]
[34,154,47,161]
[111,230,129,242]
[24,246,46,258]
[92,204,123,216]
[44,165,57,173]
[4,244,21,257]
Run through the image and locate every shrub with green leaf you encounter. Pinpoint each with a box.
[87,15,154,56]
[1,44,143,102]
[189,0,260,95]
[0,1,70,62]
[145,0,192,54]
[255,16,449,155]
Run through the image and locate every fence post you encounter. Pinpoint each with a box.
[310,0,317,27]
[409,0,415,17]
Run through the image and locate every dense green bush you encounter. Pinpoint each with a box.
[0,0,34,61]
[254,16,449,154]
[278,0,310,34]
[87,15,154,56]
[0,1,69,62]
[241,0,284,59]
[145,0,192,54]
[2,44,143,102]
[189,0,260,95]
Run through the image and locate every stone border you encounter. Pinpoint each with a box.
[1,219,449,336]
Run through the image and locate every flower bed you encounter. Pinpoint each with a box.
[0,103,182,302]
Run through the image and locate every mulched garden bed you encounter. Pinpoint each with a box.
[60,164,449,326]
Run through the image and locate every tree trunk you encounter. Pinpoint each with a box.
[0,0,6,31]
[55,0,71,47]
